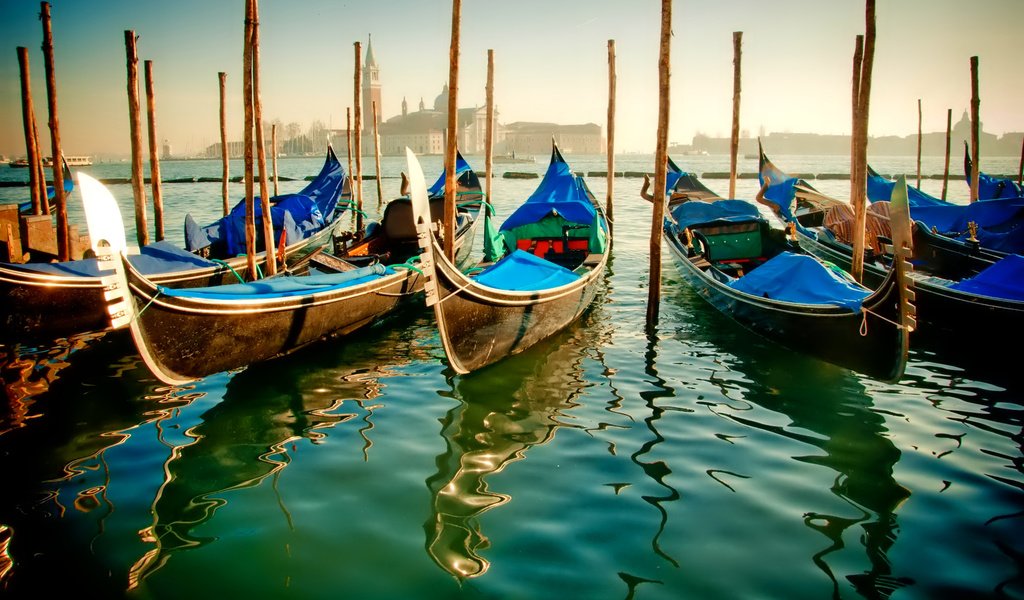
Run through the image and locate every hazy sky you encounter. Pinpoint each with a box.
[1,0,1021,158]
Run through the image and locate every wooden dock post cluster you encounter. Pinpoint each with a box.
[5,2,90,263]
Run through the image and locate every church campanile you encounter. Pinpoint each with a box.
[362,35,382,133]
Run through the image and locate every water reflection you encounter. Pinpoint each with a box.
[126,337,406,588]
[0,332,184,594]
[663,283,913,598]
[424,322,600,579]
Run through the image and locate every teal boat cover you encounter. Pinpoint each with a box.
[949,254,1024,300]
[500,146,596,231]
[474,249,580,291]
[729,251,869,312]
[158,264,390,300]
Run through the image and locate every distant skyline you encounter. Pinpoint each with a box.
[1,0,1022,158]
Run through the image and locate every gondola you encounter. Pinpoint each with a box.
[761,144,1019,279]
[79,153,483,385]
[0,146,349,344]
[662,172,915,383]
[408,142,610,375]
[757,150,1024,364]
[964,141,1024,200]
[15,156,72,216]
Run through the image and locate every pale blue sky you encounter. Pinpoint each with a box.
[1,0,1021,157]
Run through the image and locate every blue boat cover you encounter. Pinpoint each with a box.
[500,147,596,231]
[867,170,950,207]
[977,172,1024,200]
[729,251,870,311]
[7,240,221,278]
[666,156,685,192]
[158,264,390,300]
[427,151,473,197]
[184,146,346,255]
[671,199,761,229]
[474,249,580,291]
[949,254,1024,300]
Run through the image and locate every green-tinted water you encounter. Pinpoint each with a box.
[0,154,1020,599]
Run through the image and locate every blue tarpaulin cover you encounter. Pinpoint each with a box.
[500,147,597,231]
[671,199,761,229]
[158,264,390,300]
[728,251,870,311]
[184,146,346,255]
[474,249,580,291]
[977,172,1024,200]
[427,151,473,197]
[949,254,1024,301]
[867,170,950,208]
[9,240,221,278]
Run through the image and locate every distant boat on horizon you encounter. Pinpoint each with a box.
[8,155,92,168]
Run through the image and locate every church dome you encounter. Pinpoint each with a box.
[433,84,449,112]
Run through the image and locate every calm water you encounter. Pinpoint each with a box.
[0,153,1021,599]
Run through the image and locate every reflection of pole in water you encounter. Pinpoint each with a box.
[628,326,680,570]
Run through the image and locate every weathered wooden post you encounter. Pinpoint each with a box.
[31,117,48,215]
[242,0,257,277]
[271,123,279,196]
[219,71,229,216]
[850,35,863,193]
[916,98,922,189]
[372,100,383,207]
[444,0,462,262]
[353,42,364,234]
[485,49,495,212]
[251,0,276,276]
[144,60,164,241]
[125,30,148,249]
[850,0,875,283]
[606,40,616,228]
[42,2,69,259]
[969,55,980,203]
[16,47,42,216]
[647,0,671,327]
[942,108,951,200]
[729,31,742,200]
[1018,137,1023,186]
[346,107,355,214]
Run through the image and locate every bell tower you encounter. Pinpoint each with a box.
[362,34,382,133]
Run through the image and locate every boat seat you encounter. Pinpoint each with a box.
[692,222,762,264]
[381,197,446,242]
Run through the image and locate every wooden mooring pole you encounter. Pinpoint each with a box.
[353,42,364,234]
[242,0,257,277]
[125,30,148,249]
[372,100,383,207]
[16,47,42,216]
[144,60,164,241]
[485,49,494,211]
[850,35,863,193]
[647,0,671,327]
[942,108,951,200]
[729,31,742,200]
[42,2,69,259]
[444,0,462,262]
[606,40,616,228]
[251,0,276,276]
[969,55,980,203]
[219,72,229,215]
[272,124,279,196]
[916,98,922,190]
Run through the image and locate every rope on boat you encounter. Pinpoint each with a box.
[373,257,425,297]
[135,287,163,320]
[210,258,246,283]
[858,306,910,336]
